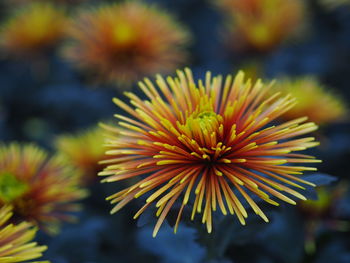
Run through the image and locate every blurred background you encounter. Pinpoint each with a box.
[0,0,350,262]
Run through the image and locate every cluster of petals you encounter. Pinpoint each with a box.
[0,205,48,262]
[55,126,106,185]
[217,0,305,52]
[63,1,190,84]
[0,143,87,234]
[273,77,347,126]
[100,68,321,236]
[0,2,66,56]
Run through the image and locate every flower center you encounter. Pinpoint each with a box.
[0,172,28,202]
[196,111,220,132]
[113,22,136,46]
[177,110,232,164]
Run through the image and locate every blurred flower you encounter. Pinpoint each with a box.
[4,0,84,5]
[299,183,349,253]
[0,205,48,262]
[100,68,321,237]
[63,1,190,85]
[55,126,106,185]
[0,2,67,57]
[217,0,305,53]
[239,59,263,82]
[272,77,347,126]
[0,143,88,234]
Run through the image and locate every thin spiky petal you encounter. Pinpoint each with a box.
[0,205,49,262]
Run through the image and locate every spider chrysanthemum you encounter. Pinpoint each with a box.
[273,77,347,126]
[55,126,106,185]
[100,69,321,237]
[63,1,190,85]
[0,143,88,234]
[217,0,305,53]
[0,205,48,262]
[0,2,67,57]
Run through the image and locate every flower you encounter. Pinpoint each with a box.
[217,0,305,53]
[55,126,106,185]
[0,143,88,234]
[4,0,84,6]
[272,77,347,126]
[63,2,190,85]
[100,68,321,237]
[0,2,67,57]
[0,205,48,262]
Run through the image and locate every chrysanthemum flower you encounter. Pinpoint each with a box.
[272,77,347,126]
[217,0,305,53]
[100,68,321,237]
[55,126,106,185]
[4,0,84,5]
[0,143,87,234]
[0,205,48,262]
[0,2,67,57]
[63,2,190,85]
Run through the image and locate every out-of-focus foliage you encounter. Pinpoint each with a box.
[319,0,350,10]
[299,182,350,254]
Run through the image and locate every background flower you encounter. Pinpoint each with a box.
[0,205,48,262]
[217,0,305,53]
[63,1,190,85]
[272,77,347,126]
[55,126,106,185]
[0,143,88,234]
[0,2,67,57]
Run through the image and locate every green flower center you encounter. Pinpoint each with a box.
[0,172,28,202]
[195,111,221,131]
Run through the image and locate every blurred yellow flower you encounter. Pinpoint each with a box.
[0,143,88,234]
[55,126,106,185]
[0,205,48,262]
[217,0,305,53]
[273,77,347,126]
[0,2,67,57]
[63,1,190,85]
